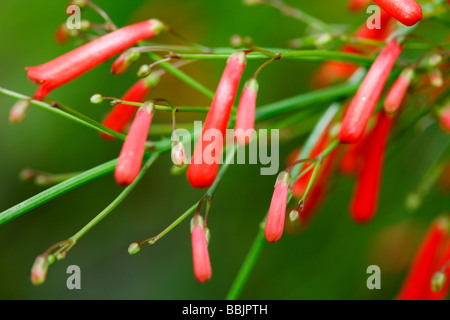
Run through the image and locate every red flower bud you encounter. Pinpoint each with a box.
[350,112,393,223]
[114,102,154,186]
[398,216,449,300]
[31,255,48,286]
[187,51,246,188]
[27,19,165,100]
[101,74,159,140]
[265,171,290,242]
[234,78,259,145]
[384,68,414,114]
[54,23,70,44]
[191,215,212,283]
[339,40,402,144]
[111,49,141,75]
[438,104,450,133]
[373,0,422,26]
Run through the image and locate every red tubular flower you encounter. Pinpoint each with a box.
[350,112,393,223]
[398,216,449,300]
[234,78,259,146]
[438,104,450,133]
[384,68,414,114]
[101,74,159,140]
[313,10,392,88]
[373,0,422,26]
[339,40,402,144]
[191,215,212,283]
[265,171,290,242]
[424,237,450,300]
[114,102,154,186]
[348,0,371,11]
[187,51,246,188]
[26,19,165,100]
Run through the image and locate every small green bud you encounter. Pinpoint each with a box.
[90,94,103,104]
[128,242,141,255]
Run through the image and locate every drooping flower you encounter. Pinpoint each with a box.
[373,0,422,26]
[339,40,402,143]
[101,73,160,140]
[114,101,154,186]
[26,19,166,100]
[384,68,414,114]
[191,214,212,283]
[398,216,449,300]
[350,111,393,223]
[234,78,259,145]
[187,51,246,188]
[265,171,290,242]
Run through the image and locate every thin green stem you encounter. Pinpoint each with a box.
[264,0,334,33]
[0,158,118,226]
[175,51,373,65]
[226,228,265,300]
[135,145,239,247]
[71,153,159,242]
[145,52,214,99]
[105,99,210,113]
[0,87,127,141]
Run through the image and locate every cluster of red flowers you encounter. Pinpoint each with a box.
[23,0,449,296]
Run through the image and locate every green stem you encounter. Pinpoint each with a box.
[71,153,158,242]
[0,87,127,141]
[137,145,239,246]
[226,228,265,300]
[289,103,340,180]
[145,52,214,99]
[175,51,373,65]
[0,159,118,226]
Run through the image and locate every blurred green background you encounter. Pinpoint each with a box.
[0,0,448,299]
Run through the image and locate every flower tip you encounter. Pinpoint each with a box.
[128,242,141,255]
[111,50,141,75]
[229,50,247,66]
[171,141,186,168]
[148,19,167,36]
[431,271,447,293]
[186,165,217,189]
[31,256,48,286]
